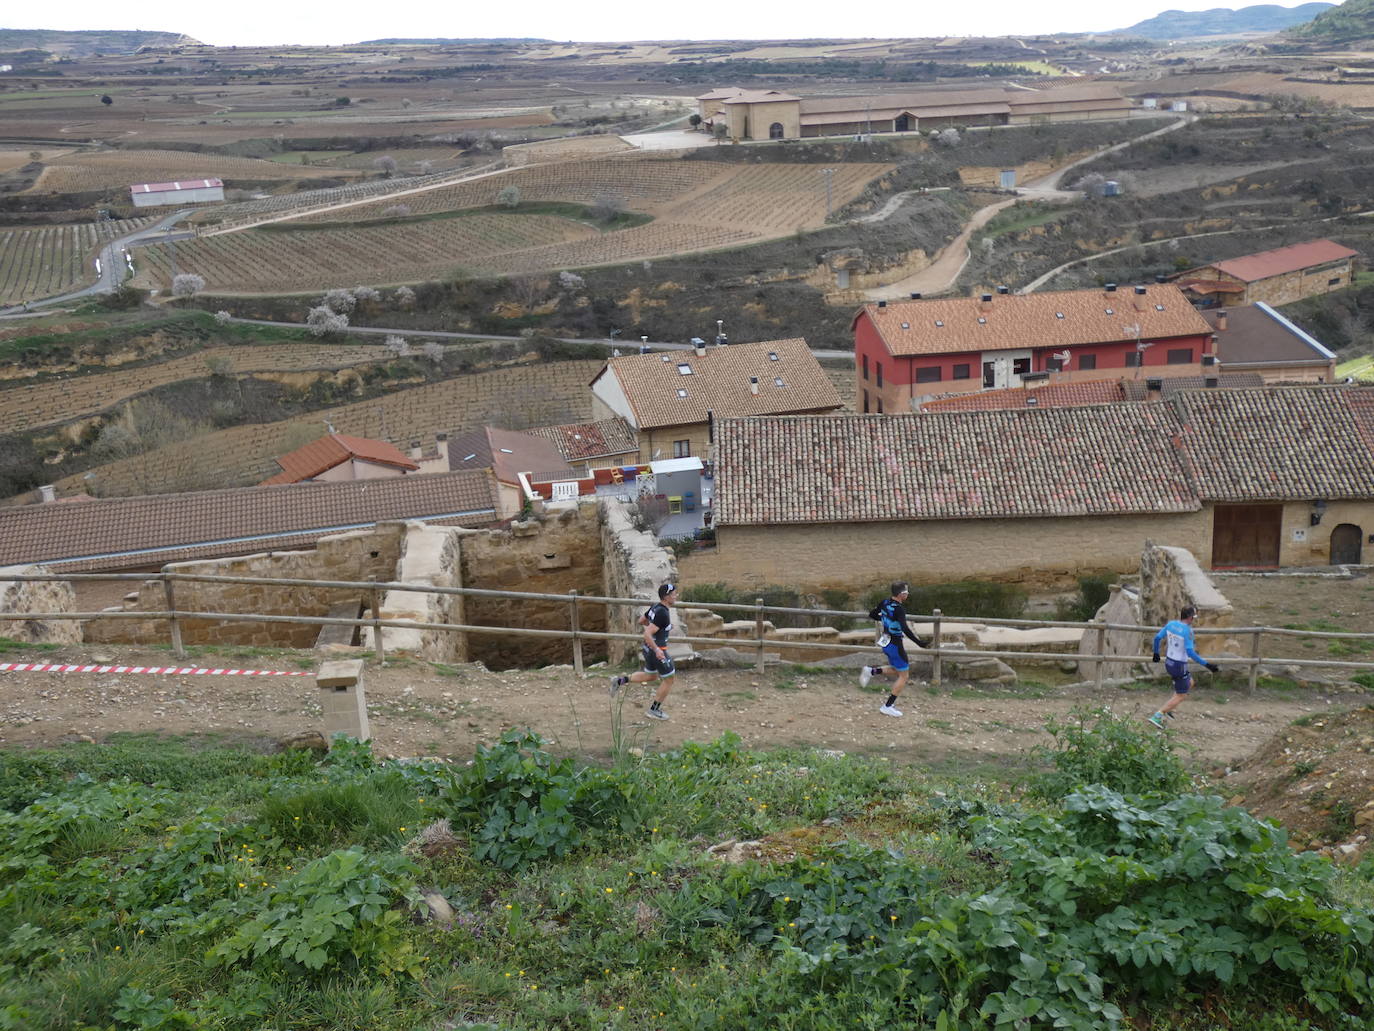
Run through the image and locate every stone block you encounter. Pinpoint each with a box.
[316,659,370,742]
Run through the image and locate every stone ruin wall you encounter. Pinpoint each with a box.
[599,500,677,666]
[0,565,82,645]
[460,502,610,669]
[83,525,406,647]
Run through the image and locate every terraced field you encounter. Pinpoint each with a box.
[129,158,893,293]
[50,359,603,497]
[29,150,361,193]
[0,219,152,307]
[0,341,397,435]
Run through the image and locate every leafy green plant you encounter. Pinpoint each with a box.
[1025,705,1192,799]
[206,849,424,977]
[440,730,638,870]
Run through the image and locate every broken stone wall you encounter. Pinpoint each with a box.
[1138,541,1234,663]
[83,525,406,647]
[460,501,608,669]
[0,565,82,645]
[364,523,469,663]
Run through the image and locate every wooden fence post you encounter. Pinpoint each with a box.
[1247,628,1262,695]
[569,590,583,675]
[931,608,942,688]
[368,576,385,665]
[755,597,766,675]
[161,568,184,659]
[1092,620,1106,691]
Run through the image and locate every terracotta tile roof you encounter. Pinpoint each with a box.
[1203,303,1337,366]
[261,433,418,485]
[1213,239,1358,283]
[593,339,842,430]
[0,470,499,573]
[857,284,1212,358]
[722,89,801,104]
[1119,373,1265,400]
[919,379,1124,412]
[795,84,1125,122]
[1170,386,1374,501]
[713,407,1198,526]
[529,417,638,462]
[447,426,576,485]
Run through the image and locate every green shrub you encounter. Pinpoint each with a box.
[1055,573,1118,622]
[1025,705,1192,799]
[440,730,638,870]
[206,849,424,977]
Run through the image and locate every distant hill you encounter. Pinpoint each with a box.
[0,28,196,56]
[1286,0,1374,40]
[358,38,552,45]
[1112,3,1334,38]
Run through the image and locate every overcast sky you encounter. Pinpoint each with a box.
[5,1,1337,47]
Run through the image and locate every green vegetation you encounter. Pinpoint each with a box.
[259,201,654,234]
[1,722,1369,1029]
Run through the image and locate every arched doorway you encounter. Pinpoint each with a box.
[769,122,784,139]
[1330,523,1363,565]
[895,114,910,132]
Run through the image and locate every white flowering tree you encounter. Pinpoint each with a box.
[384,335,410,357]
[172,273,206,297]
[306,306,349,337]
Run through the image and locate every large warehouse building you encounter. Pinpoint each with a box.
[130,178,225,208]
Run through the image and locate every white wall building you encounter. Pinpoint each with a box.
[130,178,225,208]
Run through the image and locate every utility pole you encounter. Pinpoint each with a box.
[822,167,834,220]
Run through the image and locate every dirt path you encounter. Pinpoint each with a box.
[0,641,1358,775]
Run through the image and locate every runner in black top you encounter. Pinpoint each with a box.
[859,581,930,718]
[610,582,679,720]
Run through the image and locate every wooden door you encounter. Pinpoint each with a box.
[1211,504,1282,568]
[1330,523,1363,565]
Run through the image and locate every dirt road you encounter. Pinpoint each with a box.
[1,641,1360,777]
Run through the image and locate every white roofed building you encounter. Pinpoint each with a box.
[130,178,225,208]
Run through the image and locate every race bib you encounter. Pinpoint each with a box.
[877,633,891,647]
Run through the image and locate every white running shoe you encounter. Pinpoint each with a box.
[646,707,669,721]
[858,666,873,688]
[879,703,903,718]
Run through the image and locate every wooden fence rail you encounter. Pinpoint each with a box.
[3,572,1374,691]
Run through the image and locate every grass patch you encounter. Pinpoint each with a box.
[0,636,59,655]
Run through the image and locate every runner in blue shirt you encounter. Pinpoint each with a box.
[609,582,678,720]
[858,581,930,718]
[1149,605,1219,728]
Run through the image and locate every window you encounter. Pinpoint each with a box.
[862,355,869,379]
[977,317,986,324]
[1125,352,1142,368]
[916,366,942,383]
[863,390,869,413]
[877,397,884,413]
[1046,357,1065,372]
[876,362,883,387]
[1166,348,1193,365]
[673,440,691,458]
[768,351,779,360]
[1078,354,1097,370]
[1329,276,1342,286]
[677,363,692,375]
[1012,357,1031,376]
[953,363,971,380]
[774,377,784,387]
[676,388,688,398]
[769,122,784,139]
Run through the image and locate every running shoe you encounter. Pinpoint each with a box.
[858,666,873,688]
[609,675,628,697]
[646,706,669,721]
[879,704,903,718]
[1148,712,1166,729]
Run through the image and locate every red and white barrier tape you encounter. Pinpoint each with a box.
[0,662,311,677]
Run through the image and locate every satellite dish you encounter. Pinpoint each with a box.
[1052,350,1071,362]
[1136,340,1155,352]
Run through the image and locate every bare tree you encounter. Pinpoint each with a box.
[380,204,412,218]
[172,273,206,297]
[92,399,213,496]
[589,192,624,222]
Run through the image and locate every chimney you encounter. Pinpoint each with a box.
[910,292,921,300]
[436,432,448,464]
[1204,376,1219,388]
[38,484,56,503]
[1155,274,1168,283]
[1105,283,1117,293]
[1146,377,1163,400]
[1134,285,1147,295]
[749,376,759,395]
[1216,309,1228,331]
[410,440,421,460]
[979,293,993,312]
[996,285,1009,294]
[692,337,706,357]
[877,300,886,308]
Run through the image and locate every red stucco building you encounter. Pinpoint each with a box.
[852,283,1217,412]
